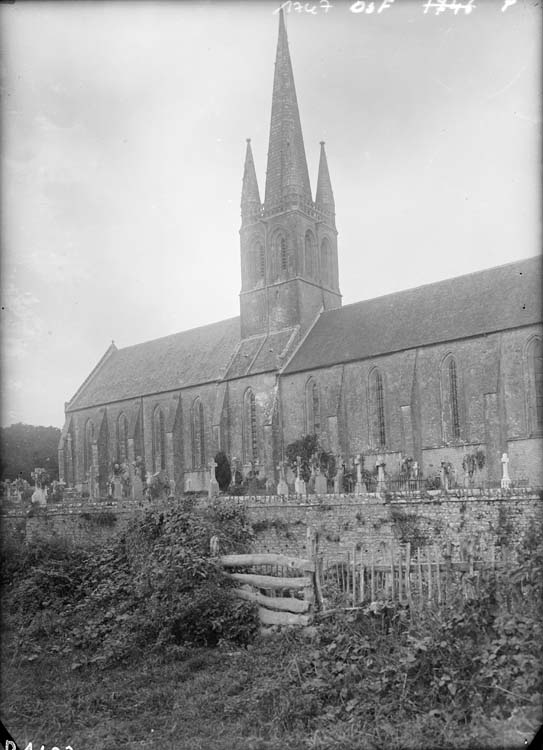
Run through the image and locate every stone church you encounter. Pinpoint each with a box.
[59,12,542,495]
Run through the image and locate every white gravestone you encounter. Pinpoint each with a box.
[209,460,220,498]
[354,454,363,495]
[277,462,289,496]
[314,466,327,495]
[294,455,306,495]
[501,453,511,489]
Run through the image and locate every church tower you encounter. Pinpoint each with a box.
[239,11,341,340]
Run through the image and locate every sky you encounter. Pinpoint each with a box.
[1,0,541,429]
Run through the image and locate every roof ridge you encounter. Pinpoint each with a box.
[115,315,240,353]
[327,256,540,315]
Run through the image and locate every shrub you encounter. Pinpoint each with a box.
[214,452,232,491]
[4,502,258,665]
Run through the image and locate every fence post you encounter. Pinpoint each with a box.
[360,551,365,603]
[352,545,357,606]
[434,545,442,605]
[389,547,395,601]
[371,546,375,601]
[427,550,433,604]
[405,542,412,607]
[417,550,423,610]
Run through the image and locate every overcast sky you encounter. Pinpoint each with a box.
[1,0,541,429]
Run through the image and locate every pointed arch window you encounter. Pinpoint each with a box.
[259,244,265,279]
[152,406,166,472]
[191,397,205,469]
[305,378,321,435]
[528,338,543,433]
[280,237,288,272]
[83,420,95,477]
[117,413,129,464]
[304,231,315,278]
[320,237,331,287]
[449,360,461,440]
[369,369,386,448]
[441,355,462,442]
[243,388,258,463]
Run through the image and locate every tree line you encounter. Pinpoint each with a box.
[0,423,61,483]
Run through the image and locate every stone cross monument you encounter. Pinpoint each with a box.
[294,455,306,495]
[277,461,289,496]
[209,459,220,498]
[501,453,511,489]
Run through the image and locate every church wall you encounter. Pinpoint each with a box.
[68,405,107,486]
[501,325,541,439]
[225,372,278,481]
[279,325,542,486]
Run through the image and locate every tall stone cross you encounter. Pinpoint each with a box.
[294,455,306,495]
[376,455,386,491]
[501,452,511,489]
[209,459,219,497]
[334,454,343,494]
[277,460,289,497]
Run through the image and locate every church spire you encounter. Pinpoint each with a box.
[264,9,312,211]
[315,140,335,224]
[241,138,261,223]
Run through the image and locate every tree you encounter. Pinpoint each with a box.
[285,434,337,484]
[214,451,232,491]
[0,423,61,483]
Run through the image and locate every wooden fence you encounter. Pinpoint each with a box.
[215,534,517,628]
[219,552,319,628]
[319,540,512,609]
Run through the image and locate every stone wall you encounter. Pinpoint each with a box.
[3,490,541,564]
[225,489,543,562]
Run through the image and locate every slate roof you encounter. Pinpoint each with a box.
[224,328,297,379]
[67,317,241,411]
[283,257,542,374]
[67,257,541,411]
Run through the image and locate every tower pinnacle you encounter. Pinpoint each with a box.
[264,9,312,211]
[241,138,261,223]
[315,140,335,224]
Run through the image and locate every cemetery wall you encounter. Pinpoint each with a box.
[2,490,541,562]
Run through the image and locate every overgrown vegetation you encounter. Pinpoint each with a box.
[2,519,542,749]
[2,501,258,668]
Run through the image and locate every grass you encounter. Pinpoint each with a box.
[2,619,539,750]
[1,624,304,750]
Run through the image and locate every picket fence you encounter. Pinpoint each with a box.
[318,540,511,609]
[215,532,515,628]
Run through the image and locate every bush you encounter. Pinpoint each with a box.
[4,502,258,665]
[214,452,232,491]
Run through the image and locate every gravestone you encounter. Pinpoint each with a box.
[501,453,511,489]
[209,461,220,498]
[440,461,449,491]
[113,477,123,499]
[334,455,343,494]
[377,457,387,491]
[354,454,363,495]
[132,474,144,501]
[266,477,277,495]
[314,467,327,495]
[294,455,306,495]
[276,462,289,496]
[31,487,47,508]
[89,465,98,499]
